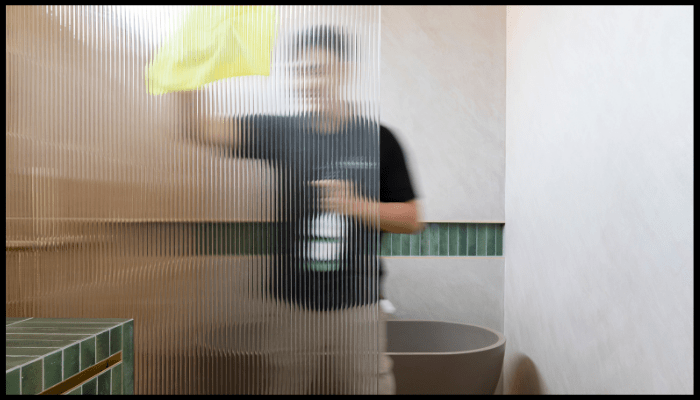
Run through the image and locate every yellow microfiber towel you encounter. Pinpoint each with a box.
[145,6,277,95]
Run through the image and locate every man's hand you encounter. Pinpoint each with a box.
[310,179,424,234]
[310,179,378,220]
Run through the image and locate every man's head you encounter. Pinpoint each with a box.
[289,25,354,114]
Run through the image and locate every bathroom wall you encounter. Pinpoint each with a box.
[5,6,274,225]
[379,5,506,338]
[381,6,506,223]
[504,6,693,394]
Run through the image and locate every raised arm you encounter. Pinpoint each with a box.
[175,91,241,151]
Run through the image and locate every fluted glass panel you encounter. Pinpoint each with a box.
[6,6,381,394]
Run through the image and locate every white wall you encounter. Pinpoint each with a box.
[504,6,693,394]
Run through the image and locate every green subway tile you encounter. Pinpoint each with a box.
[390,233,400,256]
[24,318,133,324]
[467,224,477,256]
[123,321,134,395]
[6,334,92,341]
[439,224,449,256]
[389,233,401,256]
[374,223,504,257]
[220,224,229,255]
[6,339,75,348]
[496,224,503,256]
[199,223,207,255]
[393,234,402,255]
[6,356,37,371]
[421,225,429,255]
[448,224,460,256]
[210,223,221,255]
[110,325,122,356]
[429,224,440,256]
[459,224,467,256]
[97,369,111,395]
[6,368,20,395]
[43,350,62,391]
[487,224,496,256]
[493,224,499,255]
[82,377,97,395]
[112,363,123,395]
[21,359,43,395]
[7,327,109,335]
[409,234,419,256]
[401,234,411,256]
[233,224,244,255]
[15,320,121,329]
[264,223,277,255]
[380,234,391,256]
[63,344,80,379]
[477,225,488,256]
[66,387,81,395]
[6,347,58,357]
[6,317,29,326]
[80,337,96,370]
[194,223,202,255]
[248,223,263,255]
[234,223,243,255]
[96,331,109,362]
[257,223,266,255]
[419,228,429,256]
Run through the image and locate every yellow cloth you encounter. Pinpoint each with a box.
[145,6,277,95]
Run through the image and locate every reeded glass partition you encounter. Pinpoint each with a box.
[6,6,381,394]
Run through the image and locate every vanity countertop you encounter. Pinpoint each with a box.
[6,317,134,395]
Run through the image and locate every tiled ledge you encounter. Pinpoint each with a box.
[381,223,504,256]
[6,222,504,257]
[5,318,134,395]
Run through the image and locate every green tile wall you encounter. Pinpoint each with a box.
[380,223,504,256]
[82,377,97,395]
[123,321,134,395]
[5,318,133,395]
[107,222,504,257]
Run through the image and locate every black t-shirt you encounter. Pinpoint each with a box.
[378,124,417,286]
[236,114,416,311]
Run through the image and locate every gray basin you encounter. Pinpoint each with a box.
[386,320,506,394]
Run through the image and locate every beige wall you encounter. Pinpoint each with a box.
[378,7,507,394]
[380,6,506,222]
[504,6,693,394]
[6,6,274,226]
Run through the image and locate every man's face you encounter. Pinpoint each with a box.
[290,47,346,113]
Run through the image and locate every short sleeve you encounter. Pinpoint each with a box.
[380,126,417,203]
[236,114,280,161]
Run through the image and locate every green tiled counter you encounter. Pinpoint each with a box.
[5,318,133,395]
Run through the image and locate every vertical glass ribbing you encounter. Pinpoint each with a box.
[6,6,381,394]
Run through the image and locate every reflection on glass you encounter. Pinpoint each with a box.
[6,5,380,394]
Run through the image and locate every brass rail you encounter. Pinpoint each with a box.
[40,352,122,395]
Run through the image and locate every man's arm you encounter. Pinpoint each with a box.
[311,180,425,234]
[176,91,241,150]
[355,198,425,234]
